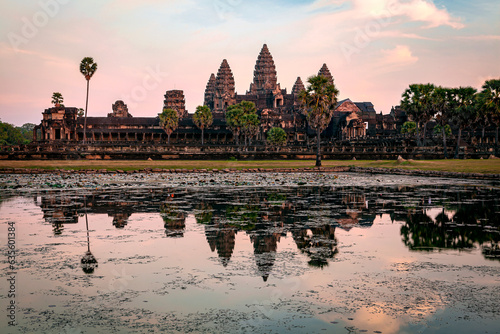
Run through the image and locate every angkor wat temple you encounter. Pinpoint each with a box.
[6,43,492,160]
[33,44,406,145]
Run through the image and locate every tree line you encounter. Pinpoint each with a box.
[400,79,500,158]
[0,121,36,145]
[159,101,288,148]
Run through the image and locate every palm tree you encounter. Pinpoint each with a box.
[51,92,64,107]
[225,104,244,146]
[299,75,339,167]
[240,101,259,147]
[451,87,477,158]
[432,86,454,158]
[79,57,98,144]
[400,83,435,146]
[241,113,260,148]
[473,95,490,143]
[159,108,179,144]
[480,79,500,156]
[193,105,213,145]
[225,101,257,147]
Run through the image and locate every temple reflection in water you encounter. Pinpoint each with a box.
[31,185,500,279]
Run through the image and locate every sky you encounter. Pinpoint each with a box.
[0,0,499,126]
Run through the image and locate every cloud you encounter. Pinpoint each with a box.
[355,0,464,28]
[455,35,500,41]
[399,0,464,29]
[374,45,418,74]
[381,45,418,65]
[310,0,464,29]
[376,31,438,40]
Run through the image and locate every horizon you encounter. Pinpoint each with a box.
[1,0,499,127]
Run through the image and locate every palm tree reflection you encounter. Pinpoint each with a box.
[401,206,500,259]
[81,199,98,274]
[292,225,338,268]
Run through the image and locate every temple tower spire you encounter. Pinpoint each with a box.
[204,73,216,111]
[292,76,305,106]
[214,59,236,113]
[318,63,334,85]
[249,44,279,94]
[292,77,305,95]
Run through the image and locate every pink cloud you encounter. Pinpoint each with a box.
[380,45,418,67]
[456,35,500,41]
[312,0,464,29]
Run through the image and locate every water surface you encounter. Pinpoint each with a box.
[1,179,499,333]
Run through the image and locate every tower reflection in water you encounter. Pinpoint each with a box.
[34,185,500,279]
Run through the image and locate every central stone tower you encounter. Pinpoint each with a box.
[247,44,283,109]
[248,44,278,93]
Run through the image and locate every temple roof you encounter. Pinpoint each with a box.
[354,102,375,113]
[335,98,351,108]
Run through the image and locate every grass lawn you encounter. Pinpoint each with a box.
[336,159,500,174]
[0,159,499,174]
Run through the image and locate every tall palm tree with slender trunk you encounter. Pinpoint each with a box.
[193,105,213,145]
[480,79,500,156]
[299,75,339,167]
[159,108,179,144]
[225,101,257,147]
[432,86,454,159]
[241,113,260,148]
[79,57,98,144]
[225,104,244,146]
[400,83,435,146]
[451,87,477,158]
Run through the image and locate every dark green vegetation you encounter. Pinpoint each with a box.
[0,121,35,145]
[225,101,260,147]
[266,127,287,146]
[193,105,213,146]
[51,92,64,107]
[159,108,179,144]
[400,79,500,158]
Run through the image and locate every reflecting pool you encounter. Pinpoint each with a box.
[1,181,499,333]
